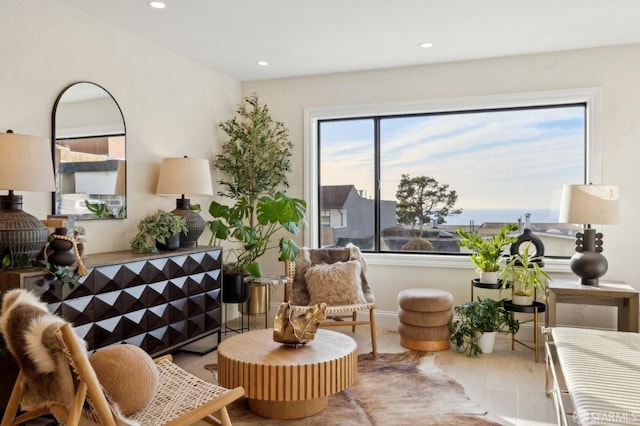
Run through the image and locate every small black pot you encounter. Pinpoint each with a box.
[156,233,180,251]
[222,271,251,303]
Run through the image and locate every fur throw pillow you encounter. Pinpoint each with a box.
[304,261,368,306]
[291,243,374,306]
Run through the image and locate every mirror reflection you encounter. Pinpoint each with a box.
[52,82,126,219]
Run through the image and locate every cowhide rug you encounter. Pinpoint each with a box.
[205,351,500,425]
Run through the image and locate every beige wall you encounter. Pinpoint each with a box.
[0,0,240,254]
[244,44,640,329]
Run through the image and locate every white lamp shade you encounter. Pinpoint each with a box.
[155,157,213,196]
[0,132,56,192]
[558,184,620,225]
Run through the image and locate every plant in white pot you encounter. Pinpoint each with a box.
[501,242,551,306]
[449,297,520,356]
[456,223,518,284]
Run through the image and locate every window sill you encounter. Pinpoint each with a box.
[363,252,571,274]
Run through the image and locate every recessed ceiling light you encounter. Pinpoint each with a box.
[256,60,269,67]
[148,1,166,9]
[419,42,433,48]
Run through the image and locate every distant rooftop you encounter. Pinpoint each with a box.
[321,185,357,208]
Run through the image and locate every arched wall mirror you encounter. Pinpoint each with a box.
[52,82,126,220]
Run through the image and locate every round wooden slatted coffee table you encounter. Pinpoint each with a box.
[217,328,357,419]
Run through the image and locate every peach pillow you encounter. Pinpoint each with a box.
[304,261,367,306]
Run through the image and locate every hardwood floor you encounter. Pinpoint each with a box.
[173,317,558,426]
[16,317,556,425]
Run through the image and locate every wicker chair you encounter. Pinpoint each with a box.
[1,322,244,426]
[284,244,377,357]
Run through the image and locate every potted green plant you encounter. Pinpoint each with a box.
[2,246,81,290]
[208,94,306,278]
[130,210,188,253]
[456,223,518,284]
[449,297,520,356]
[208,193,305,275]
[502,241,551,305]
[208,94,306,309]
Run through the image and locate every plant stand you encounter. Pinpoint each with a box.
[222,272,250,335]
[245,276,291,329]
[224,303,249,335]
[503,300,545,362]
[226,275,291,333]
[470,278,510,301]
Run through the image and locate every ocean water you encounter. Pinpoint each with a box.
[443,208,560,226]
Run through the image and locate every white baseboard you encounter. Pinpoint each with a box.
[369,309,543,343]
[260,306,545,344]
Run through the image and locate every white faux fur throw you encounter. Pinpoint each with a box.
[0,289,77,412]
[0,289,139,426]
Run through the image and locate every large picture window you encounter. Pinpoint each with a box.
[310,90,599,258]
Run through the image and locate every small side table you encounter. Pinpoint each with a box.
[546,280,639,332]
[246,275,292,329]
[503,300,545,362]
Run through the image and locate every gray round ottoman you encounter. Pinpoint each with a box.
[398,288,454,351]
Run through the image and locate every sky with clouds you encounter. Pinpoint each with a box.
[320,105,584,212]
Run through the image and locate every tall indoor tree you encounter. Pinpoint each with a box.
[208,94,306,277]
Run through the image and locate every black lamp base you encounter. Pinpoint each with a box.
[570,228,608,286]
[0,194,50,264]
[172,198,205,248]
[570,251,608,286]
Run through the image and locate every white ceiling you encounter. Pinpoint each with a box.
[57,0,640,82]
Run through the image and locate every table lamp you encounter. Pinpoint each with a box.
[0,131,56,263]
[558,184,620,286]
[156,156,213,247]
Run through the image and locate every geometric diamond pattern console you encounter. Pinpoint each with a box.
[19,247,222,356]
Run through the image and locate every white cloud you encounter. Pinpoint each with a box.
[321,106,584,209]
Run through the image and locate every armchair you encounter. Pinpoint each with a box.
[0,289,244,426]
[284,244,377,357]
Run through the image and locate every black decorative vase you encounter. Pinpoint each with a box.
[222,271,250,303]
[48,227,76,266]
[510,228,545,266]
[156,233,180,251]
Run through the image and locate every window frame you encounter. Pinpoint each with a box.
[304,88,602,271]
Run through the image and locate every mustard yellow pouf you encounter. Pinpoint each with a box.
[398,288,454,351]
[89,344,159,415]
